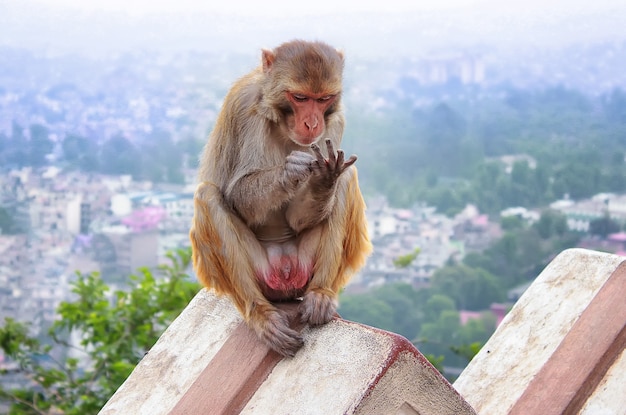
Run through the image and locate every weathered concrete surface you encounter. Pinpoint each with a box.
[100,289,476,415]
[454,248,626,415]
[580,346,626,414]
[240,320,475,415]
[99,291,241,415]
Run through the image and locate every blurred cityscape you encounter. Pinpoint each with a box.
[2,34,626,335]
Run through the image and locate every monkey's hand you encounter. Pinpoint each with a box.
[250,306,304,357]
[300,288,338,326]
[283,151,315,189]
[310,139,357,189]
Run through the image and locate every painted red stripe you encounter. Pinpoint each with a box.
[169,302,302,415]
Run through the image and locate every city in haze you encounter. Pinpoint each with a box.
[2,0,626,411]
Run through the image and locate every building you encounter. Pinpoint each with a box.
[411,54,485,86]
[551,193,626,232]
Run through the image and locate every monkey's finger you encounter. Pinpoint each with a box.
[343,155,358,169]
[336,149,345,166]
[311,159,322,173]
[255,309,305,357]
[311,143,326,165]
[325,139,337,165]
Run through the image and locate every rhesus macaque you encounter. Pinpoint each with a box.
[190,40,372,357]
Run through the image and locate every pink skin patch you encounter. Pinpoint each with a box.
[257,243,313,301]
[264,262,311,292]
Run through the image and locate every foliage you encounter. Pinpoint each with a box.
[422,354,445,373]
[0,249,200,414]
[339,207,581,378]
[140,130,185,184]
[3,65,625,400]
[348,86,626,216]
[589,215,621,237]
[28,124,54,167]
[417,310,493,368]
[340,283,428,341]
[100,135,142,178]
[500,215,525,231]
[533,209,568,239]
[393,247,421,268]
[62,134,100,172]
[429,263,504,311]
[340,284,492,377]
[450,342,483,362]
[464,226,578,289]
[339,294,395,331]
[0,207,19,234]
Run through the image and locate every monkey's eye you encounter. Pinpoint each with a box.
[292,94,308,102]
[317,95,334,103]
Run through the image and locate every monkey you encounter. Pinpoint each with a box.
[189,40,372,357]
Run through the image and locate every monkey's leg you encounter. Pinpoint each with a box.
[299,168,372,325]
[190,182,304,356]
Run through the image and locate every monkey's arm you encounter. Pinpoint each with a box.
[299,166,372,325]
[225,152,313,227]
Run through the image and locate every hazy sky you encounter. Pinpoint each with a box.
[27,0,626,17]
[4,0,626,58]
[29,0,504,15]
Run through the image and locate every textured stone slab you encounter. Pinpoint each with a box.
[101,289,476,415]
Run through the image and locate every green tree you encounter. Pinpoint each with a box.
[422,294,456,322]
[589,215,620,238]
[606,151,626,192]
[0,249,200,414]
[141,130,185,184]
[62,134,100,172]
[0,132,7,167]
[552,161,602,200]
[28,124,54,167]
[339,283,429,340]
[500,215,525,231]
[178,136,205,169]
[372,283,424,339]
[9,122,28,168]
[0,207,18,234]
[393,248,421,268]
[423,103,468,176]
[468,161,507,214]
[100,135,142,177]
[533,209,568,239]
[603,87,626,125]
[429,264,504,311]
[417,310,463,366]
[338,293,395,330]
[480,229,547,287]
[417,310,494,371]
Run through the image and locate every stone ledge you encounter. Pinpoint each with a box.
[100,290,476,415]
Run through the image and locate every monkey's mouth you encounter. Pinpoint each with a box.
[289,131,324,147]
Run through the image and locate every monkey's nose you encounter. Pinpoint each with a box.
[304,118,318,130]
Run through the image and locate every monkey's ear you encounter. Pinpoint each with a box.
[262,49,276,73]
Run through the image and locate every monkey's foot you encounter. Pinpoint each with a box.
[250,307,303,357]
[299,289,338,326]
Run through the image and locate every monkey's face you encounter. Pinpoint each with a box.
[284,92,337,146]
